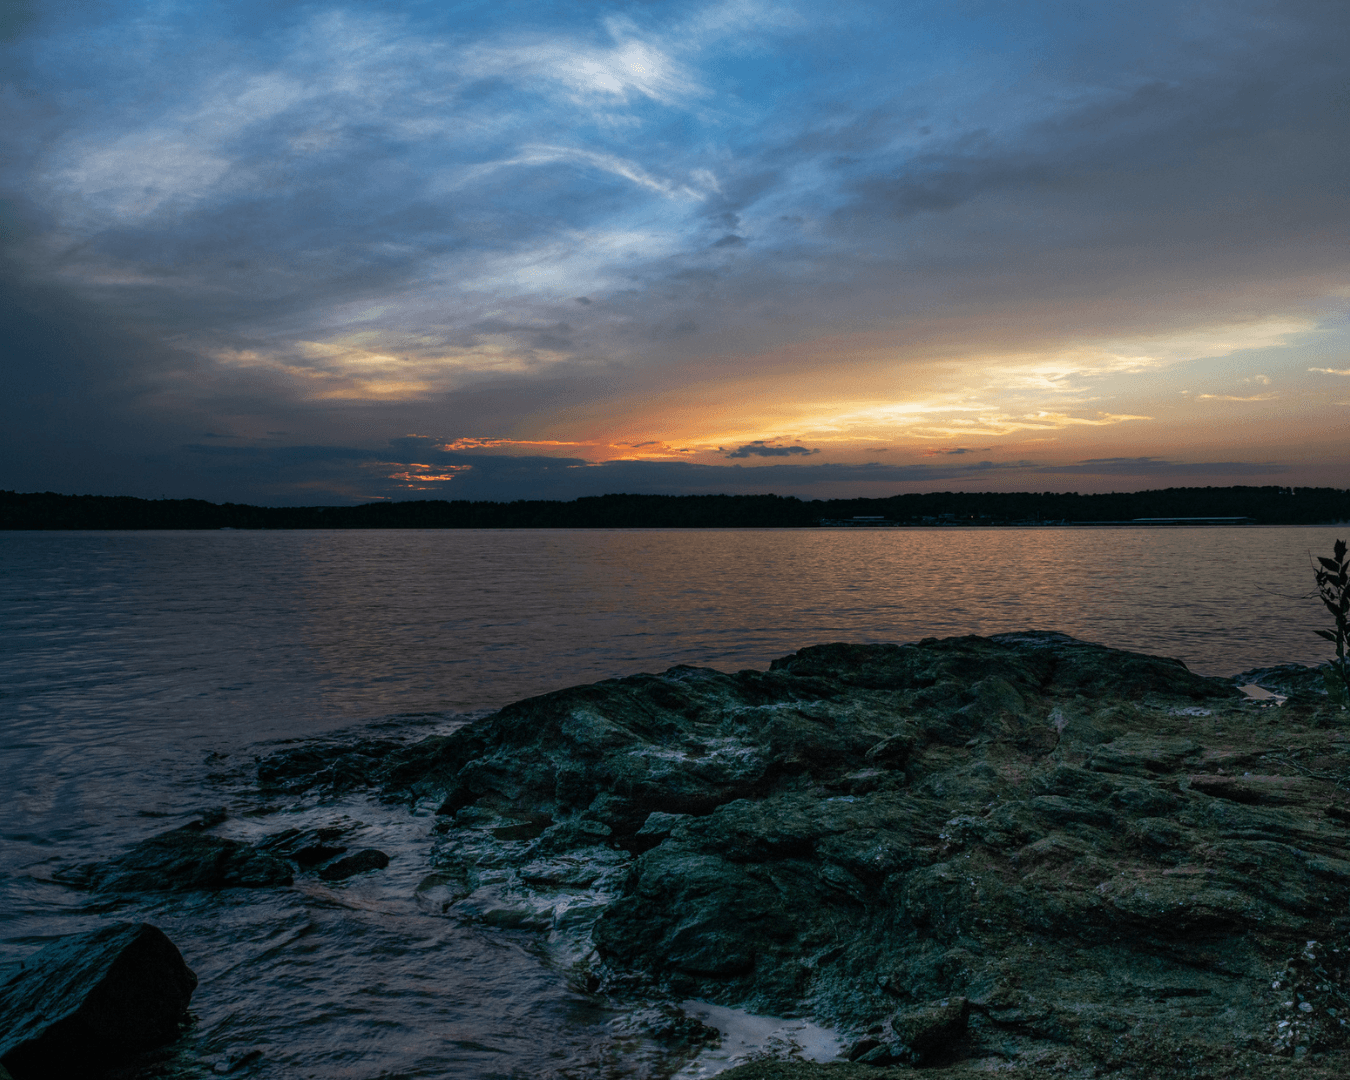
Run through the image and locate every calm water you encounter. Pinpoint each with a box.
[0,527,1342,1078]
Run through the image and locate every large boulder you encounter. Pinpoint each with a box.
[0,923,197,1080]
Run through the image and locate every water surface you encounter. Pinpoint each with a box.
[0,527,1341,1078]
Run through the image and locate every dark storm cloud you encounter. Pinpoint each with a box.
[0,254,214,496]
[570,458,1032,496]
[924,448,992,457]
[223,439,1048,501]
[146,434,1049,503]
[724,442,819,459]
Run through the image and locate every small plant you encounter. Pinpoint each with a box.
[1313,538,1350,707]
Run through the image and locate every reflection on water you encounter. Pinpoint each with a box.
[0,526,1341,1078]
[2,527,1335,729]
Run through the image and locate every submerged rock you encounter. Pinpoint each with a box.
[57,822,292,893]
[256,823,358,870]
[262,631,1350,1075]
[0,922,197,1080]
[318,848,390,881]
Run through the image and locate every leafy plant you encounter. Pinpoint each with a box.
[1313,538,1350,707]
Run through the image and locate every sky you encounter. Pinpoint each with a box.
[1,0,1346,505]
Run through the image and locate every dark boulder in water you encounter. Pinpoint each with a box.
[57,823,292,893]
[318,848,390,881]
[264,631,1350,1076]
[256,823,356,868]
[0,922,196,1080]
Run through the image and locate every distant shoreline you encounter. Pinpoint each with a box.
[3,486,1348,530]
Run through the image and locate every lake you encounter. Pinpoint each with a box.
[0,526,1342,1078]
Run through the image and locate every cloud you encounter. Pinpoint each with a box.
[387,465,473,488]
[153,436,1042,503]
[725,441,820,459]
[483,146,711,200]
[466,17,707,109]
[1,0,1347,502]
[439,437,590,452]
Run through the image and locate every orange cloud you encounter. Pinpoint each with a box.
[386,466,472,484]
[439,437,590,451]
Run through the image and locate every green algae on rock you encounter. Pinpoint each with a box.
[261,632,1350,1075]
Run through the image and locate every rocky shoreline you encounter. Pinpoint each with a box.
[10,631,1350,1078]
[255,631,1350,1077]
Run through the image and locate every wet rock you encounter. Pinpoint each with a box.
[291,844,347,866]
[257,824,355,868]
[260,632,1350,1075]
[256,737,405,795]
[0,922,197,1080]
[209,1046,264,1074]
[179,807,228,830]
[318,848,390,881]
[1236,663,1334,704]
[57,825,292,893]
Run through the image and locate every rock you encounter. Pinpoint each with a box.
[636,811,689,839]
[57,824,292,893]
[1236,663,1334,704]
[292,843,348,866]
[256,738,405,795]
[718,1067,908,1080]
[259,632,1350,1076]
[256,823,355,868]
[858,997,969,1065]
[318,848,390,881]
[0,922,197,1080]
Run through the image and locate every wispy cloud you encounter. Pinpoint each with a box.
[465,17,708,109]
[439,437,591,452]
[490,146,711,199]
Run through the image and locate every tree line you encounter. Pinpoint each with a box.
[2,486,1348,529]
